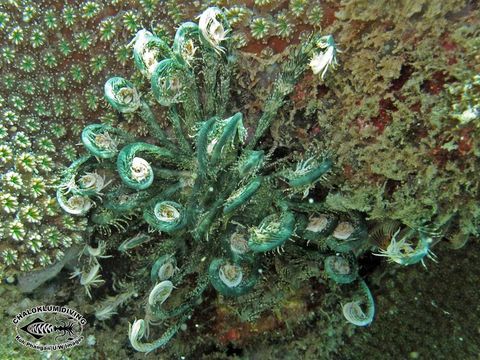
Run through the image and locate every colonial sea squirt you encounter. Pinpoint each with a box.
[56,7,430,353]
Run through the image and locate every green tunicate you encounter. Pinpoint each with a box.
[117,142,175,190]
[118,233,152,253]
[248,211,296,252]
[132,29,171,77]
[209,112,246,166]
[91,208,116,227]
[151,58,184,106]
[287,157,333,188]
[324,254,358,284]
[172,22,199,66]
[56,155,95,215]
[143,200,187,233]
[150,254,177,282]
[301,212,338,243]
[326,212,368,253]
[237,150,264,177]
[81,124,133,159]
[196,116,218,179]
[208,258,258,297]
[223,177,262,214]
[104,187,149,212]
[342,280,375,326]
[222,226,250,259]
[104,77,141,113]
[148,275,210,321]
[129,316,186,353]
[197,7,231,54]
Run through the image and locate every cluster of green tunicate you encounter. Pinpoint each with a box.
[57,6,366,352]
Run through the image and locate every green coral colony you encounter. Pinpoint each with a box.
[53,7,440,353]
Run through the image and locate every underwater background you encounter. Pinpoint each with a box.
[0,0,478,359]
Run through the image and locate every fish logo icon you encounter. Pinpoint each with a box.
[20,317,79,341]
